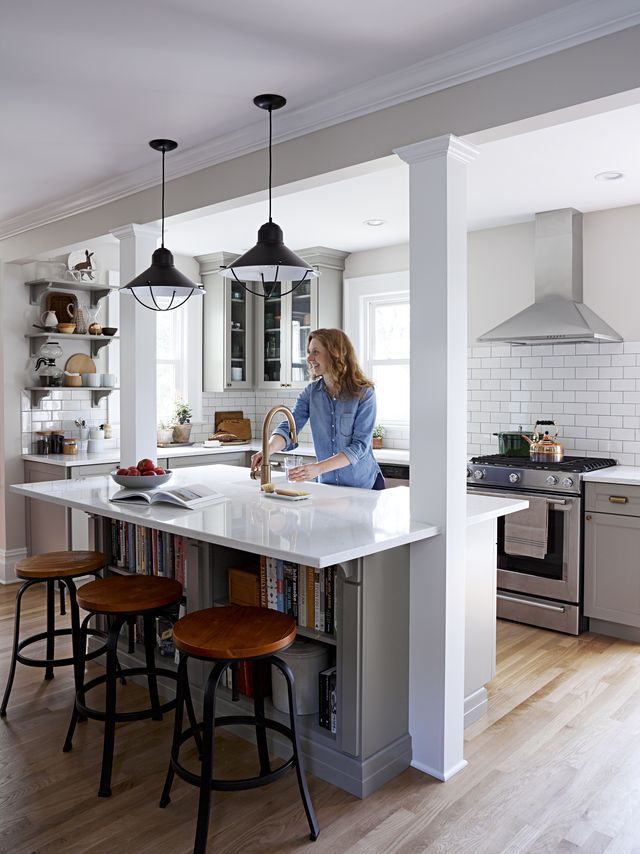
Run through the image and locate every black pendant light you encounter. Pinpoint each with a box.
[120,139,204,311]
[221,94,319,299]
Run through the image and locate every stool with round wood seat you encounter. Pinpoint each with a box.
[0,550,107,717]
[63,574,190,798]
[159,605,319,853]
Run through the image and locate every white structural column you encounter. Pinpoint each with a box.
[111,224,160,465]
[395,134,478,780]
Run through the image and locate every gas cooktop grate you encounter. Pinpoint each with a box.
[469,455,617,473]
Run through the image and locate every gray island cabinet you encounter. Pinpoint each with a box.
[11,464,524,797]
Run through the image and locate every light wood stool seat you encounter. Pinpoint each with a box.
[1,550,106,717]
[160,605,319,853]
[64,574,187,798]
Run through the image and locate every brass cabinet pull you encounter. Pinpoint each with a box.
[608,495,629,504]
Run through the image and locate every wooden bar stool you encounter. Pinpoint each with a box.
[159,605,319,853]
[1,550,106,717]
[63,574,189,798]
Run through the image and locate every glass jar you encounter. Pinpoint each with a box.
[51,431,65,454]
[35,432,50,455]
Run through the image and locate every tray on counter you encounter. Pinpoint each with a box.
[156,441,195,448]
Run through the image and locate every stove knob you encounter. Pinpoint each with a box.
[561,477,574,488]
[473,469,485,480]
[546,475,558,486]
[508,472,520,483]
[467,468,472,479]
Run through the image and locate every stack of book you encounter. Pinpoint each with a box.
[259,556,335,635]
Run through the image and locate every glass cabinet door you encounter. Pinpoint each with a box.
[229,283,249,384]
[262,284,283,384]
[290,279,312,386]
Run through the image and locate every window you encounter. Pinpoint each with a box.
[344,271,410,426]
[156,297,202,426]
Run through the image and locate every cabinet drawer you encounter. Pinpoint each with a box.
[169,452,249,468]
[585,482,640,516]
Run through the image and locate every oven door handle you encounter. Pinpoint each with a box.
[546,498,567,506]
[497,593,567,613]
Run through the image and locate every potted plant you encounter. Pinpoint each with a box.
[172,401,193,444]
[372,424,385,449]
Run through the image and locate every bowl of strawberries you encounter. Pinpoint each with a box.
[111,458,172,489]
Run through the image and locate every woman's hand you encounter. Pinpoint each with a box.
[287,462,321,482]
[250,450,263,474]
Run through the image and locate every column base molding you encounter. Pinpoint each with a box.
[0,547,27,584]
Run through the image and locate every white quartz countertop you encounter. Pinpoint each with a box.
[11,464,427,568]
[582,466,640,486]
[22,443,410,468]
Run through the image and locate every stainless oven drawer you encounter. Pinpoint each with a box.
[585,482,640,517]
[497,591,582,634]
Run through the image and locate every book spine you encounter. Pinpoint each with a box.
[152,529,158,576]
[325,567,333,635]
[259,554,268,608]
[318,670,326,729]
[329,668,337,734]
[127,523,135,573]
[276,559,285,613]
[291,564,298,621]
[298,565,307,627]
[157,530,164,577]
[306,567,315,629]
[266,558,278,610]
[314,568,321,631]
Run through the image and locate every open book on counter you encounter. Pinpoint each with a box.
[110,483,227,510]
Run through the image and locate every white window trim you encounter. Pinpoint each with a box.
[157,293,203,425]
[344,271,409,429]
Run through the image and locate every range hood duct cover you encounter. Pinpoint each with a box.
[478,208,621,345]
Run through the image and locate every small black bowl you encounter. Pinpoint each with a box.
[102,327,118,336]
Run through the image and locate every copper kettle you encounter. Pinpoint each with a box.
[521,420,564,462]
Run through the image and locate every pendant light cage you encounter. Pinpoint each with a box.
[221,94,319,299]
[120,139,205,311]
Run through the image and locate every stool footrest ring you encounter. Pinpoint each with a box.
[170,714,296,792]
[76,666,178,723]
[15,626,108,669]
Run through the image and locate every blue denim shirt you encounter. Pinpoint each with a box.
[273,378,382,489]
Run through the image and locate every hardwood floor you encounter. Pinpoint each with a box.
[2,582,640,853]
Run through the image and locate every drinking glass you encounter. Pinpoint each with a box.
[284,456,304,482]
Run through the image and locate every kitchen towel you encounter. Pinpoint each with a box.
[503,496,549,560]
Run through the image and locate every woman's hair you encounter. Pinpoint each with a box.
[307,328,374,398]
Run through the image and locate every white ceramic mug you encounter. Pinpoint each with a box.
[82,373,100,387]
[231,367,243,381]
[89,427,104,440]
[101,373,117,387]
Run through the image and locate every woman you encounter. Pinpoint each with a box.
[251,328,385,490]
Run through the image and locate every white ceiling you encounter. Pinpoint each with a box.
[2,0,638,240]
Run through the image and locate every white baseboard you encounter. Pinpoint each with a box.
[411,757,468,781]
[0,547,27,584]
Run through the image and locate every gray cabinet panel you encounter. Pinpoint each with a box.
[585,481,640,517]
[585,510,640,627]
[168,452,249,469]
[23,462,67,554]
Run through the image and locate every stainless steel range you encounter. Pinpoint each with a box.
[467,455,617,634]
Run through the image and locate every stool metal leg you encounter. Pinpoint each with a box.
[1,580,36,717]
[143,614,162,721]
[45,579,56,680]
[159,653,188,808]
[98,616,124,797]
[63,612,93,751]
[271,657,320,841]
[58,580,66,616]
[253,659,271,776]
[194,661,226,854]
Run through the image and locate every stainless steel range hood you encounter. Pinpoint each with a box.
[477,208,621,345]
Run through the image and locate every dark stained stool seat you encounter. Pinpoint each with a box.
[63,574,188,798]
[160,605,319,854]
[1,550,107,717]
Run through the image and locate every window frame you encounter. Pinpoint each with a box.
[156,295,203,427]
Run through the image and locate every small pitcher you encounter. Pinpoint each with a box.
[41,310,58,328]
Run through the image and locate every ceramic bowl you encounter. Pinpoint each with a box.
[110,469,173,490]
[101,327,118,336]
[57,323,76,334]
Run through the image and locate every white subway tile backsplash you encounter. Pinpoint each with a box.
[467,340,640,461]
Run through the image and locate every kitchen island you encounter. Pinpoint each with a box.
[11,465,525,796]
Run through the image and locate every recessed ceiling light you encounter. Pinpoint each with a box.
[363,218,386,227]
[594,171,624,181]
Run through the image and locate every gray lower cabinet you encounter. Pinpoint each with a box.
[585,482,640,629]
[168,452,249,469]
[24,462,68,554]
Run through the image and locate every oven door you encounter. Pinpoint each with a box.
[471,488,582,603]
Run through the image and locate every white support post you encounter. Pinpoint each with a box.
[395,134,478,781]
[111,224,160,465]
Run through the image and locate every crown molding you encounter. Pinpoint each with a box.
[2,0,639,242]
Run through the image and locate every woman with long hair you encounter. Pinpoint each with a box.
[251,328,385,490]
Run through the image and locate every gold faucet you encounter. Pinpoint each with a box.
[251,405,298,487]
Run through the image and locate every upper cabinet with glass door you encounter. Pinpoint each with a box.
[198,251,254,392]
[256,248,347,390]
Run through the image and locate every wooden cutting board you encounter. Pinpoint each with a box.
[215,410,243,431]
[65,353,96,374]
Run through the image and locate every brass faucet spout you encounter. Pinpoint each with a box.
[253,405,298,486]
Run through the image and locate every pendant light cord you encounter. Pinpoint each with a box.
[268,106,273,223]
[161,147,166,247]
